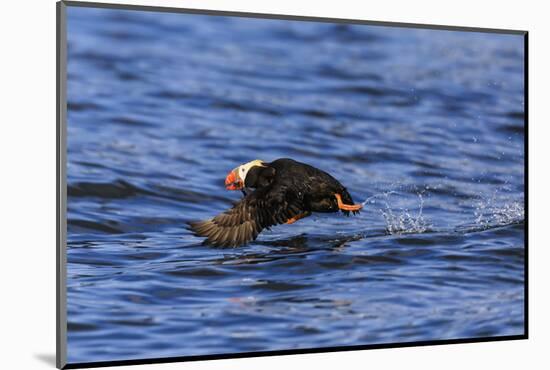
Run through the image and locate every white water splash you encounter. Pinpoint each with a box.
[474,194,524,229]
[361,190,398,207]
[380,193,430,235]
[361,189,430,235]
[360,183,523,236]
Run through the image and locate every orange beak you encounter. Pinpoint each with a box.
[225,169,243,191]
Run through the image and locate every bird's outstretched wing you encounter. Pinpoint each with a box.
[189,186,304,247]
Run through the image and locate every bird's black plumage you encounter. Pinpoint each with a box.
[189,158,360,247]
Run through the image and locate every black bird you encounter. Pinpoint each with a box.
[189,158,362,247]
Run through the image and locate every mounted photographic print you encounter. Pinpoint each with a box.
[56,1,527,368]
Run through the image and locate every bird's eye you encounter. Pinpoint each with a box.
[241,168,245,172]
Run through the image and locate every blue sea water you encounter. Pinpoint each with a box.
[65,6,525,364]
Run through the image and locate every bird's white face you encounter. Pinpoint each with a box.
[225,159,265,191]
[238,159,264,181]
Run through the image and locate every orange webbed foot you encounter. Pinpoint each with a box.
[285,212,311,224]
[335,193,363,212]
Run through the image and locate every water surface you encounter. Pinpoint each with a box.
[66,7,525,364]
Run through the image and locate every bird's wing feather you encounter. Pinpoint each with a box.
[189,185,303,247]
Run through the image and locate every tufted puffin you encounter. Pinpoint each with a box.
[189,158,362,247]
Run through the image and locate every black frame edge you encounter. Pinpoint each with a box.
[64,335,527,369]
[523,32,529,339]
